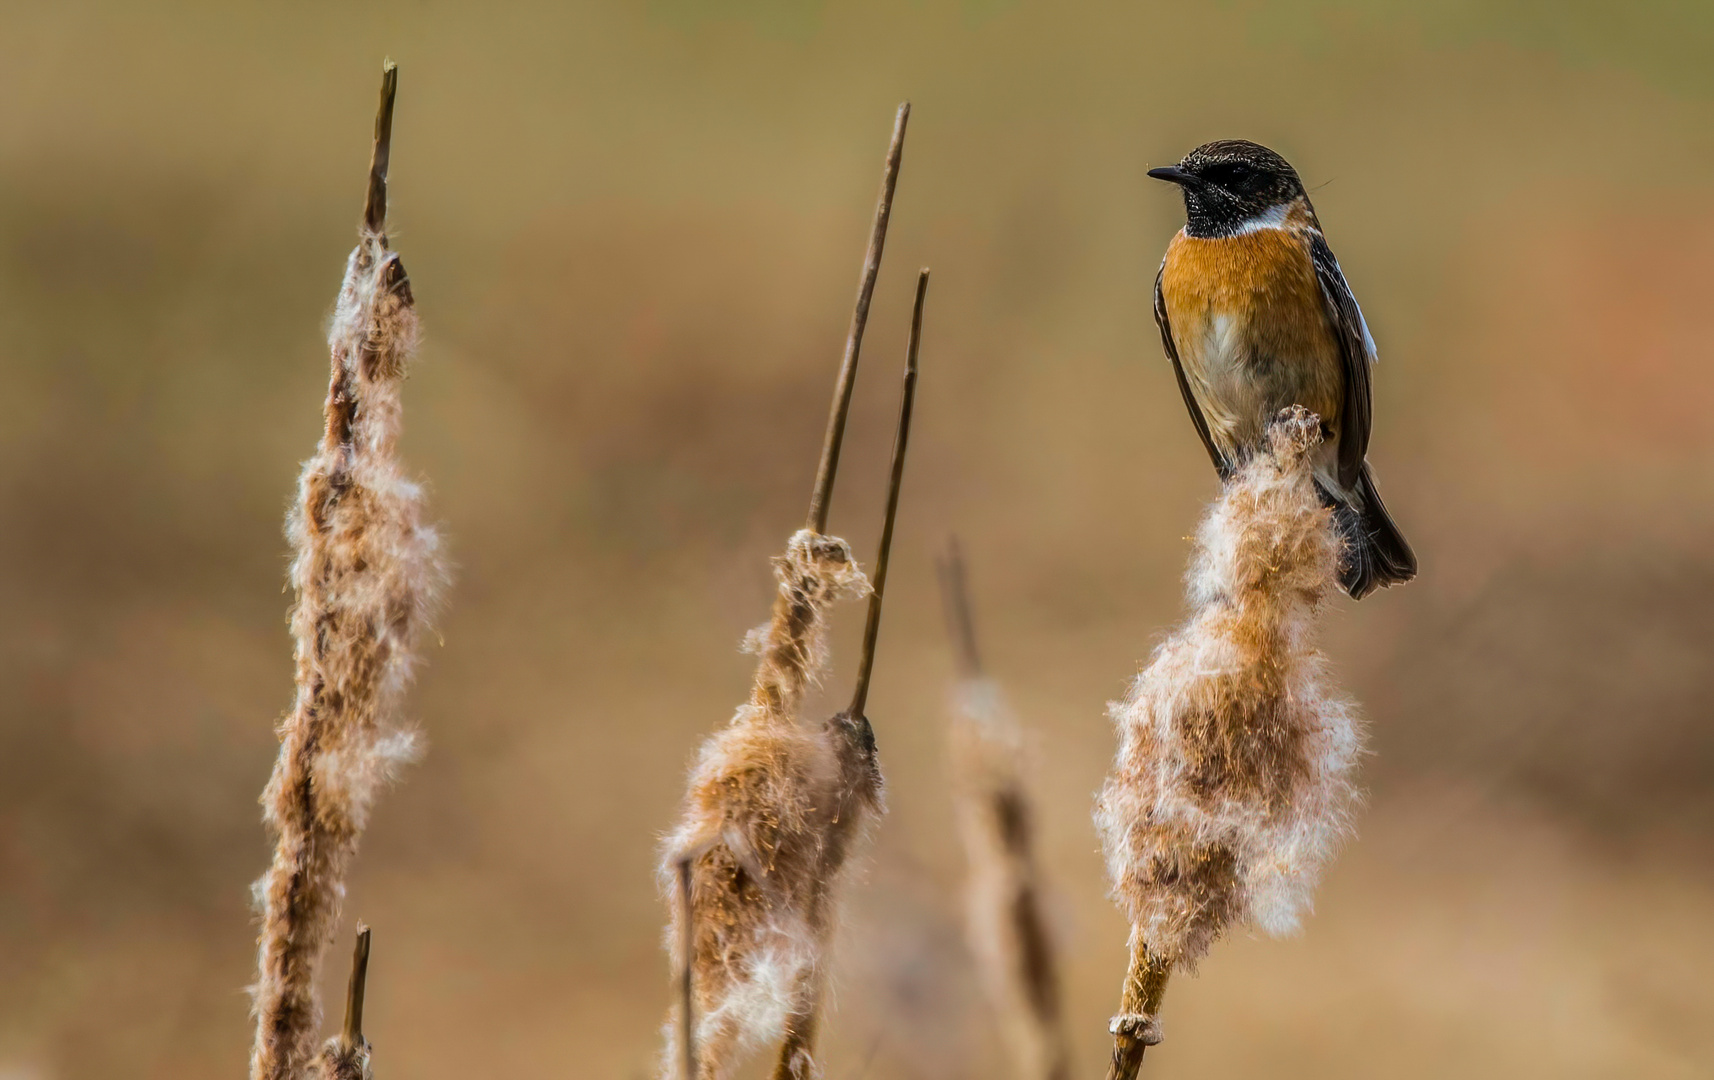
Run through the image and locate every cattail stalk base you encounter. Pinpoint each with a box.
[1104,938,1168,1080]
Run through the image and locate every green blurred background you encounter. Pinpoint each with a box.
[2,1,1712,1076]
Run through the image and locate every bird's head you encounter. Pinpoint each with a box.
[1149,140,1307,238]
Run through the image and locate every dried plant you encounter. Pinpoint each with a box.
[938,541,1070,1080]
[1092,407,1363,1079]
[250,62,443,1080]
[660,523,870,1080]
[316,927,375,1080]
[768,267,925,1080]
[657,112,923,1069]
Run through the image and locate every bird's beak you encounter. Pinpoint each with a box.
[1148,165,1199,187]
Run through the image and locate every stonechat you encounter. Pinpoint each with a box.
[1148,139,1416,598]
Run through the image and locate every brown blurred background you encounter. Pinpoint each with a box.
[2,2,1712,1076]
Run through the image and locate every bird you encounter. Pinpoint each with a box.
[1147,139,1416,599]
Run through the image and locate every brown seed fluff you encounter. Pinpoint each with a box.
[1094,407,1361,974]
[661,529,881,1080]
[950,677,1071,1080]
[315,1038,373,1080]
[248,224,442,1080]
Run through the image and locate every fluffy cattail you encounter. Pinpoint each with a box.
[658,120,923,1069]
[1092,407,1363,1079]
[939,542,1070,1080]
[250,62,442,1080]
[661,526,873,1080]
[316,927,375,1080]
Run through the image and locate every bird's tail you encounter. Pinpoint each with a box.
[1325,464,1417,600]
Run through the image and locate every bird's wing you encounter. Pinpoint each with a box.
[1154,261,1231,479]
[1308,230,1374,491]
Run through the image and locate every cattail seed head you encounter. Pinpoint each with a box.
[250,67,441,1080]
[1095,406,1362,972]
[661,531,876,1080]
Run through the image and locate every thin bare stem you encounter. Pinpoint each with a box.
[364,60,398,234]
[759,269,926,1075]
[935,536,983,679]
[677,858,698,1080]
[341,925,372,1047]
[314,925,376,1079]
[807,102,911,533]
[847,267,927,719]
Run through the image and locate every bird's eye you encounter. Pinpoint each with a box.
[1203,162,1256,189]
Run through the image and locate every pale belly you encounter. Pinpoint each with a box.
[1186,310,1337,456]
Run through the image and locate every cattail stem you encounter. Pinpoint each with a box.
[935,536,982,679]
[765,267,927,1080]
[316,925,377,1080]
[341,925,372,1047]
[364,60,397,234]
[1105,941,1169,1080]
[847,267,927,719]
[676,858,698,1080]
[807,102,910,533]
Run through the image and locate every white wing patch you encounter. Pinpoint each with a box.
[1350,286,1377,361]
[1323,247,1379,363]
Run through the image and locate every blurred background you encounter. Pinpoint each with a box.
[3,1,1713,1076]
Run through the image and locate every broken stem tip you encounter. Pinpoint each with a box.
[364,60,399,234]
[806,101,912,533]
[341,924,372,1047]
[848,267,928,719]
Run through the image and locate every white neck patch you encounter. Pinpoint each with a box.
[1229,203,1291,235]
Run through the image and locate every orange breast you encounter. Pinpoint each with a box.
[1160,224,1344,459]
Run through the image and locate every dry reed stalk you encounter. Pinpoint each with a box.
[768,267,926,1080]
[807,102,910,535]
[316,926,374,1080]
[250,61,443,1080]
[938,541,1070,1080]
[658,250,926,1080]
[1092,407,1362,1079]
[675,856,699,1080]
